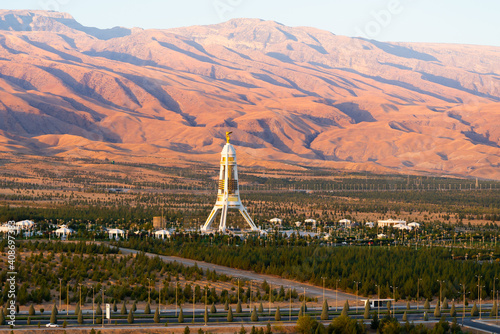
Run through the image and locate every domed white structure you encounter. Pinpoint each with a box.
[201,132,258,233]
[55,225,74,238]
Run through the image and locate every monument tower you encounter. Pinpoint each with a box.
[201,132,259,233]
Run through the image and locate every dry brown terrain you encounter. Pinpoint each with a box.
[0,10,499,179]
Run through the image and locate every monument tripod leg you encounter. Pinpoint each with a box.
[202,207,219,231]
[219,203,229,232]
[239,206,258,231]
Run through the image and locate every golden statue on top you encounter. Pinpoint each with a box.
[226,131,232,143]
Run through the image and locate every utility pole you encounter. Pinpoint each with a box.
[289,286,292,322]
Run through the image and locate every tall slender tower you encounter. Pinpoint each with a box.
[201,132,259,233]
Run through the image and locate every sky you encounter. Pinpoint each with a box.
[1,0,499,46]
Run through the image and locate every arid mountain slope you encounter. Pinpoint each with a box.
[0,10,499,179]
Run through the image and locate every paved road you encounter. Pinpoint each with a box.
[117,246,357,303]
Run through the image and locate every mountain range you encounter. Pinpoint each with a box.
[0,10,499,179]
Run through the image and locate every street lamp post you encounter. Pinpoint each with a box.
[354,281,360,315]
[321,277,327,304]
[417,278,422,310]
[237,278,240,304]
[269,283,272,317]
[390,286,397,317]
[437,280,444,309]
[479,285,484,320]
[205,285,208,326]
[66,284,69,316]
[78,283,82,309]
[147,278,151,305]
[102,288,104,328]
[92,286,95,325]
[336,279,340,312]
[59,278,62,310]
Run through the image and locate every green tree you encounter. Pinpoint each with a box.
[178,307,184,323]
[406,301,410,310]
[50,304,58,324]
[145,303,151,315]
[471,302,479,316]
[251,306,259,322]
[434,302,441,317]
[370,313,379,330]
[266,322,272,334]
[258,302,264,313]
[112,300,117,312]
[442,297,449,310]
[224,300,229,311]
[154,307,160,323]
[341,300,349,317]
[29,304,35,316]
[90,329,96,334]
[321,300,329,320]
[363,300,370,319]
[132,301,137,312]
[96,303,102,324]
[450,301,456,317]
[275,306,281,321]
[227,307,233,322]
[184,326,190,334]
[424,299,430,310]
[296,315,318,334]
[490,301,497,317]
[77,309,83,324]
[127,309,134,324]
[120,301,127,315]
[239,325,247,334]
[0,311,4,326]
[62,319,67,328]
[402,311,407,322]
[423,312,428,321]
[328,315,364,334]
[210,303,216,314]
[27,316,31,325]
[236,300,242,313]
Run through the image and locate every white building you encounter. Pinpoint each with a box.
[294,221,302,227]
[365,222,375,228]
[269,218,283,225]
[55,225,75,238]
[154,229,172,239]
[408,222,421,229]
[339,219,351,225]
[377,219,406,228]
[108,228,125,240]
[16,220,35,229]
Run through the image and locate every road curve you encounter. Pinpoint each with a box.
[117,246,357,303]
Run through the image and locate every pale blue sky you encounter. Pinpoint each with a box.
[1,0,499,46]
